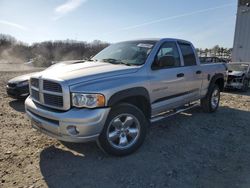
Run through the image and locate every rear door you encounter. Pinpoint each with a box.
[178,42,203,100]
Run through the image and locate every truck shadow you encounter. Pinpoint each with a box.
[39,106,250,188]
[8,100,25,113]
[223,88,250,96]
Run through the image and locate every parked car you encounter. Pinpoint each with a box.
[6,60,85,100]
[199,57,228,64]
[25,38,227,156]
[6,73,36,99]
[226,62,250,91]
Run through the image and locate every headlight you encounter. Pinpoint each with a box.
[71,93,105,108]
[17,80,29,87]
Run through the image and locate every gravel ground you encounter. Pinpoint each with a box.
[0,71,250,188]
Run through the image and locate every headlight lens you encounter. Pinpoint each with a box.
[71,93,105,108]
[17,80,29,87]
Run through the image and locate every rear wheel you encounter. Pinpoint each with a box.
[97,103,148,156]
[201,84,220,113]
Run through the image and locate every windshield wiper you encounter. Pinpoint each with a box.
[101,58,131,66]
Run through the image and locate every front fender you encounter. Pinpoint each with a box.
[107,87,150,106]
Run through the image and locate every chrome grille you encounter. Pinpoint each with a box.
[44,93,63,107]
[43,80,62,92]
[30,78,39,87]
[31,89,39,101]
[29,77,67,110]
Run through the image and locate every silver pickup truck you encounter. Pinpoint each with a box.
[25,38,227,156]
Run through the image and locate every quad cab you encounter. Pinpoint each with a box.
[25,38,227,156]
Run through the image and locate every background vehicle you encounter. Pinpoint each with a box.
[25,38,227,156]
[6,73,35,100]
[226,62,250,91]
[199,56,228,64]
[6,60,85,100]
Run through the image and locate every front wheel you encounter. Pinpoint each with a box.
[97,103,148,156]
[200,84,220,113]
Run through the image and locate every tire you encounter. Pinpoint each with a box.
[97,103,148,156]
[200,84,220,113]
[242,78,249,92]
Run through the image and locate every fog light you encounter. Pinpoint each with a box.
[67,125,79,135]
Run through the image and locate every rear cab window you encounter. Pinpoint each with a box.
[178,42,197,66]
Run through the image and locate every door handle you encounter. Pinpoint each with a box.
[177,73,184,78]
[196,70,202,74]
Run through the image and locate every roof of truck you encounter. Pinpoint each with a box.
[123,38,191,43]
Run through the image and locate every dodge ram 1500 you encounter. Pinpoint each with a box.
[25,38,227,156]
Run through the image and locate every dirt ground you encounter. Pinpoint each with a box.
[0,70,250,188]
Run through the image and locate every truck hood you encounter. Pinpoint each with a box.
[35,61,140,85]
[228,71,245,77]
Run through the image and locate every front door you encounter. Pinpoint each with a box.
[149,41,187,115]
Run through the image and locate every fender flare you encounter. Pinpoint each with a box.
[107,87,150,106]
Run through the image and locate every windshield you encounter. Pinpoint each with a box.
[92,41,156,66]
[228,64,249,72]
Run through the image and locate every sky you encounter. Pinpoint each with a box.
[0,0,237,48]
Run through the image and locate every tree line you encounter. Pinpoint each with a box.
[0,33,232,67]
[196,45,232,60]
[0,33,109,67]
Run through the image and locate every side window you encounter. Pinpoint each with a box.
[153,42,181,69]
[178,43,197,66]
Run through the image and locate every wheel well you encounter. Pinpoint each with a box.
[113,96,151,119]
[215,78,224,91]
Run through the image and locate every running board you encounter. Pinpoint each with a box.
[150,103,200,123]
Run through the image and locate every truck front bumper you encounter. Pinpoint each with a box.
[6,85,29,99]
[25,96,110,143]
[225,82,244,89]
